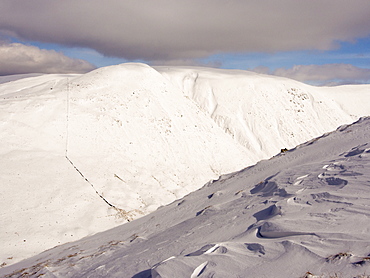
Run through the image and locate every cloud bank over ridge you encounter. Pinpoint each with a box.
[1,0,370,84]
[273,64,370,85]
[0,42,95,75]
[251,63,370,85]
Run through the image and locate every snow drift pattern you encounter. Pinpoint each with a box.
[1,117,370,277]
[0,63,369,269]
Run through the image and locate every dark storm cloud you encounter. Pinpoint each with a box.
[1,0,370,61]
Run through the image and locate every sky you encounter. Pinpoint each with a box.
[0,0,370,85]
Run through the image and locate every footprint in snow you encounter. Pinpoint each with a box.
[324,177,348,187]
[343,143,368,157]
[244,243,266,256]
[318,162,350,189]
[250,180,291,197]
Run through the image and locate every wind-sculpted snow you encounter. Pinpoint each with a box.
[1,117,370,278]
[0,63,370,268]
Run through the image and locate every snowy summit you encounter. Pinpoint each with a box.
[0,63,370,277]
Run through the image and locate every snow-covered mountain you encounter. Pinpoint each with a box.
[1,116,370,277]
[0,63,369,269]
[156,66,370,159]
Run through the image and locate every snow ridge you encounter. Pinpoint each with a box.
[0,63,369,269]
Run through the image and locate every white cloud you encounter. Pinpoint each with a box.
[0,42,95,75]
[0,0,369,61]
[273,64,370,85]
[250,66,271,75]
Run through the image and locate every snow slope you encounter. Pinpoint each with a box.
[1,117,370,278]
[156,66,370,160]
[0,64,249,266]
[0,63,369,267]
[0,74,43,85]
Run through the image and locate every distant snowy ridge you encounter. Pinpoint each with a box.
[1,117,370,277]
[156,66,370,160]
[0,63,369,267]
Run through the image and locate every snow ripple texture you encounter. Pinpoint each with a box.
[1,114,370,277]
[0,64,370,273]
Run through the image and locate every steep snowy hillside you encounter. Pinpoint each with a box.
[65,64,250,214]
[156,66,370,159]
[1,117,370,278]
[0,64,249,266]
[0,63,369,268]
